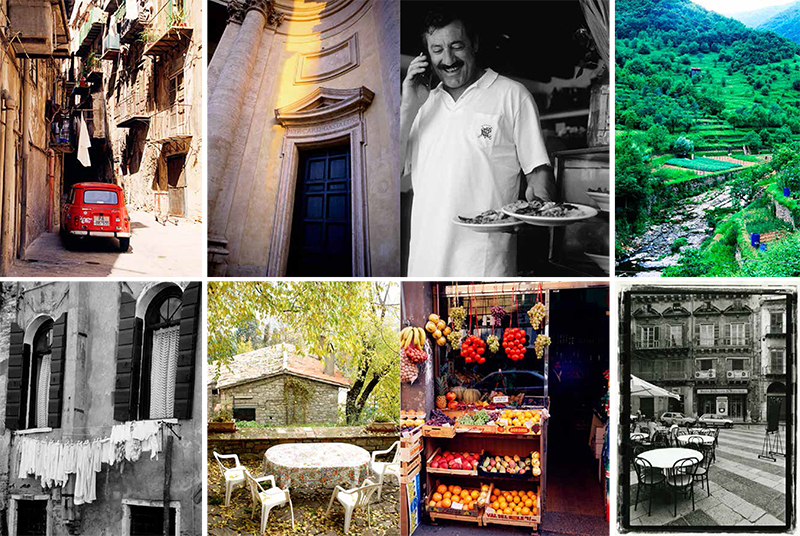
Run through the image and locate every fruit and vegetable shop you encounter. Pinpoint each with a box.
[399,281,610,535]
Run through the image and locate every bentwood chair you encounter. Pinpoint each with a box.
[244,469,295,534]
[692,448,713,497]
[370,441,401,500]
[633,456,665,516]
[213,451,246,506]
[665,458,697,517]
[326,479,382,533]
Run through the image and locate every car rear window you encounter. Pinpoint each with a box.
[83,190,118,205]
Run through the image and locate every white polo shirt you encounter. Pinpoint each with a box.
[405,68,550,276]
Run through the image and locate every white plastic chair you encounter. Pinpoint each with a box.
[370,441,400,500]
[213,451,245,506]
[325,479,381,533]
[244,469,295,534]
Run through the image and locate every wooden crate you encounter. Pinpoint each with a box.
[423,425,456,438]
[483,485,541,532]
[425,447,481,476]
[401,425,422,448]
[401,438,423,462]
[454,424,498,434]
[429,510,483,526]
[401,457,421,484]
[402,453,421,474]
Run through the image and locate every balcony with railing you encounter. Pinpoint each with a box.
[76,6,106,57]
[142,0,193,56]
[102,29,120,59]
[116,0,151,44]
[764,364,785,376]
[150,105,193,142]
[115,95,151,128]
[693,336,752,350]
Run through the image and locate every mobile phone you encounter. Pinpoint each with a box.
[415,52,434,89]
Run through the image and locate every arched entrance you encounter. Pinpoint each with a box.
[766,382,786,423]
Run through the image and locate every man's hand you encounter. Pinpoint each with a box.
[525,166,556,202]
[401,54,432,170]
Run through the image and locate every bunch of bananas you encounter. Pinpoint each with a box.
[401,326,427,350]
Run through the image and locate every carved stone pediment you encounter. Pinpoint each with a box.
[275,86,374,128]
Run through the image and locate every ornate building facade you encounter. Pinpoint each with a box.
[207,0,400,276]
[628,291,789,423]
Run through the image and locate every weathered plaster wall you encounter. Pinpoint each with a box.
[216,0,399,276]
[1,281,202,535]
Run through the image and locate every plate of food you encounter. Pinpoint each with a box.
[586,188,609,212]
[501,198,598,227]
[454,208,525,233]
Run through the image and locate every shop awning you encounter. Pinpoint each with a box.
[630,375,680,400]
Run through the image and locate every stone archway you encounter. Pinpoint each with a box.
[267,86,374,276]
[767,381,786,422]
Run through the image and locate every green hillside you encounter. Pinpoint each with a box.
[729,3,796,29]
[615,0,800,276]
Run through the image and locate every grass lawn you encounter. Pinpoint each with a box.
[664,156,742,172]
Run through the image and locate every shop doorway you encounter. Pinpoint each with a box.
[767,382,786,422]
[544,288,609,525]
[639,398,654,419]
[16,499,47,535]
[287,145,352,276]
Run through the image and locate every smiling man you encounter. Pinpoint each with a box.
[401,9,554,277]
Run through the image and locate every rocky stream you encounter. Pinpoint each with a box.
[616,186,735,277]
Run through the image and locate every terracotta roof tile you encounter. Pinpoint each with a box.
[212,344,349,389]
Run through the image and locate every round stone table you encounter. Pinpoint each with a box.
[263,442,371,493]
[637,447,702,469]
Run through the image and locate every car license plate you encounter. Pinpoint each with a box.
[93,216,109,226]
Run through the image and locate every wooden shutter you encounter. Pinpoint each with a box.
[48,313,67,428]
[174,282,200,420]
[745,320,751,343]
[653,326,660,347]
[694,322,700,345]
[724,323,731,345]
[114,292,143,421]
[5,323,26,431]
[713,323,720,344]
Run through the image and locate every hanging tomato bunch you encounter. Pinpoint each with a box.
[460,334,486,364]
[502,327,528,361]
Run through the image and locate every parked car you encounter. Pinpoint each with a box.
[470,370,545,398]
[698,413,734,428]
[61,182,131,251]
[659,412,696,426]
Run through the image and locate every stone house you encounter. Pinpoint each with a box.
[0,0,71,274]
[67,0,203,221]
[206,0,400,276]
[0,281,202,535]
[210,344,349,426]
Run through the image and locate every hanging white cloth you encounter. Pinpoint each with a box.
[36,354,51,429]
[77,112,91,167]
[149,325,180,419]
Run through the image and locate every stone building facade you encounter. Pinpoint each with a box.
[0,281,202,535]
[67,0,203,221]
[210,344,349,426]
[628,291,790,423]
[206,0,400,276]
[0,0,70,274]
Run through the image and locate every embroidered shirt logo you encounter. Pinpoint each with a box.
[478,125,493,140]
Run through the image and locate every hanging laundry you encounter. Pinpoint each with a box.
[77,112,91,167]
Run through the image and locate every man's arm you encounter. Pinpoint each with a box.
[525,165,556,202]
[401,54,432,170]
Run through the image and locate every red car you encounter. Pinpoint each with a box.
[61,182,131,251]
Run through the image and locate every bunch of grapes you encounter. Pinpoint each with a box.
[490,305,507,328]
[446,329,464,350]
[534,334,551,359]
[450,306,467,330]
[486,334,500,353]
[461,335,486,364]
[528,302,546,330]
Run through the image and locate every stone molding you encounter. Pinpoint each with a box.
[227,0,245,24]
[245,0,285,27]
[293,33,359,85]
[267,86,375,276]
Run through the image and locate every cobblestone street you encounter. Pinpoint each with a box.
[629,425,787,528]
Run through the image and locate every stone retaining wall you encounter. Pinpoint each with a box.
[208,426,398,459]
[666,171,737,198]
[773,201,795,228]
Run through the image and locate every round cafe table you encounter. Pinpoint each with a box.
[263,443,371,492]
[638,447,702,469]
[676,434,714,446]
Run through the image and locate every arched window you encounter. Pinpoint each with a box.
[27,320,54,429]
[138,288,182,420]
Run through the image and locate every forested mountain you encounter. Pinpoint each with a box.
[729,3,795,29]
[758,2,800,44]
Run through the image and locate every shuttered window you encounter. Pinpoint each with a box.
[113,283,199,421]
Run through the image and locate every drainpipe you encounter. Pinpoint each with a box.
[0,89,7,245]
[18,58,30,260]
[47,149,55,231]
[1,89,17,276]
